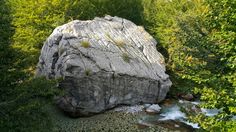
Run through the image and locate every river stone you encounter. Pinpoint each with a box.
[145,104,161,114]
[36,15,172,117]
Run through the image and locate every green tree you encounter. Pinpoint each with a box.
[142,0,236,131]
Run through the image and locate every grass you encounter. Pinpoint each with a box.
[81,41,91,48]
[114,38,125,48]
[85,69,91,76]
[122,53,131,63]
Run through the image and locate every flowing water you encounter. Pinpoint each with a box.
[48,99,233,131]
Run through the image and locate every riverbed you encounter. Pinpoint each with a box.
[47,99,223,131]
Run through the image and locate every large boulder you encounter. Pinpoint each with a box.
[36,16,172,117]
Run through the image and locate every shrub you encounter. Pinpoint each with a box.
[142,0,236,130]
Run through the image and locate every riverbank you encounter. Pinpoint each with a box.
[46,98,201,132]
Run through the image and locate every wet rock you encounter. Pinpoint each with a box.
[154,120,195,132]
[180,93,194,101]
[162,99,174,106]
[145,104,161,114]
[114,105,144,114]
[201,108,220,117]
[143,104,151,109]
[191,105,202,113]
[36,15,171,117]
[178,100,201,115]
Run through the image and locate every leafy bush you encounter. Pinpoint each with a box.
[191,0,236,130]
[143,0,209,93]
[142,0,236,130]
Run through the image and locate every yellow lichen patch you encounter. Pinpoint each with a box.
[81,41,91,48]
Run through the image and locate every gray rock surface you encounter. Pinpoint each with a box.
[36,16,172,117]
[145,104,161,114]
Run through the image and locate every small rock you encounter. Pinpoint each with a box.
[191,105,201,113]
[178,99,190,104]
[174,124,180,128]
[181,93,194,101]
[143,104,151,109]
[145,104,161,114]
[114,105,144,114]
[179,101,201,115]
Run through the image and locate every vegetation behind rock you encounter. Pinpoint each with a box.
[0,0,235,131]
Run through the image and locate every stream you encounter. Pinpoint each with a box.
[49,98,234,131]
[113,99,200,131]
[113,99,225,131]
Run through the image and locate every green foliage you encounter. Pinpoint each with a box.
[142,0,236,130]
[0,0,17,101]
[0,0,146,131]
[66,0,144,25]
[0,1,68,130]
[142,0,209,95]
[0,77,60,131]
[189,113,236,132]
[191,0,236,130]
[1,0,235,131]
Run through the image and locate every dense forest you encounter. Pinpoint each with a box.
[0,0,235,131]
